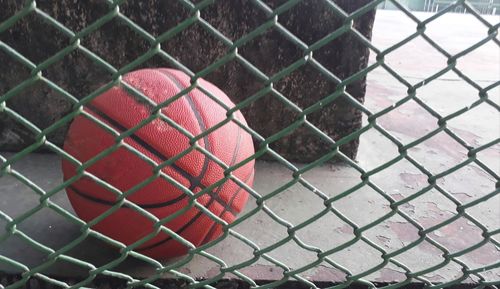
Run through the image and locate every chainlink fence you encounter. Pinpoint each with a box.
[0,0,499,288]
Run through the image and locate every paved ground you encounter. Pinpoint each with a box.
[0,10,499,285]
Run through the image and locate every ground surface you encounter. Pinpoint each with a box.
[0,10,499,286]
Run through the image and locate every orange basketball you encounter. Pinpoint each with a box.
[61,68,255,259]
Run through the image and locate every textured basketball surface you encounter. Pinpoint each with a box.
[61,68,255,259]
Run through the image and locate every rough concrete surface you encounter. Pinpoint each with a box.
[0,9,499,285]
[0,0,375,162]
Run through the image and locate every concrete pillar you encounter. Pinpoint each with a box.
[0,0,375,162]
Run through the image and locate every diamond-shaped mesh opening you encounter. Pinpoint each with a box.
[200,0,268,40]
[371,9,419,51]
[298,261,349,282]
[274,64,336,110]
[267,240,318,271]
[238,27,303,76]
[64,233,124,267]
[121,0,191,36]
[0,50,31,96]
[134,53,181,72]
[203,58,266,102]
[405,189,457,229]
[162,22,230,72]
[295,211,355,252]
[0,234,48,268]
[368,158,429,199]
[16,207,80,249]
[269,123,335,162]
[394,238,445,272]
[377,98,441,145]
[81,17,150,69]
[476,144,500,179]
[249,162,294,200]
[429,217,484,254]
[364,66,410,113]
[437,163,496,203]
[358,128,401,171]
[36,1,109,32]
[459,240,500,269]
[302,162,362,196]
[263,182,325,224]
[282,97,368,162]
[422,261,464,284]
[0,164,47,219]
[237,257,286,281]
[455,38,500,84]
[0,12,69,64]
[328,239,384,276]
[241,91,301,139]
[417,72,481,116]
[203,233,255,268]
[314,29,375,81]
[465,192,500,231]
[365,215,421,252]
[479,268,500,283]
[37,258,90,280]
[0,115,38,152]
[332,184,393,227]
[408,130,470,173]
[424,10,494,54]
[375,264,408,283]
[2,80,73,147]
[276,0,345,45]
[233,207,289,249]
[382,35,450,81]
[177,253,228,278]
[1,0,499,288]
[43,49,114,99]
[447,101,499,147]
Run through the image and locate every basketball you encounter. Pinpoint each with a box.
[61,68,255,259]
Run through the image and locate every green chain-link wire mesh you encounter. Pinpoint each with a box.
[0,0,499,288]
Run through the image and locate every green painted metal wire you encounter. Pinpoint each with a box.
[0,0,499,288]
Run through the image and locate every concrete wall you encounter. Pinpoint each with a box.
[0,0,376,162]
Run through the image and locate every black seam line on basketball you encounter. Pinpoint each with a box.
[227,117,243,170]
[138,125,244,252]
[84,104,225,208]
[85,78,236,236]
[85,104,195,185]
[158,70,246,216]
[137,170,254,252]
[200,169,254,245]
[156,70,239,219]
[156,70,212,185]
[201,120,242,215]
[69,185,188,209]
[200,123,243,244]
[85,95,232,213]
[136,205,203,251]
